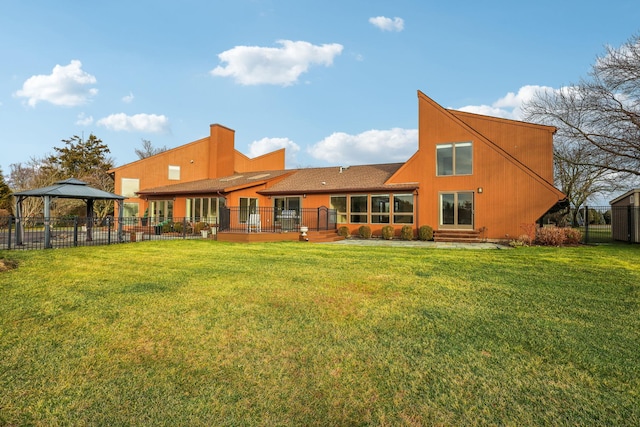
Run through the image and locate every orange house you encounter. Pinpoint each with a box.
[109,91,564,241]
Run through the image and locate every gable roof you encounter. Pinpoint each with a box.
[260,163,419,195]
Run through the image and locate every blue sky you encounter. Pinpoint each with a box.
[1,0,638,175]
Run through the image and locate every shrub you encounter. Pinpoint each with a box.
[358,225,372,239]
[418,225,433,241]
[162,222,173,233]
[535,226,566,246]
[563,228,582,245]
[381,225,394,240]
[193,222,208,233]
[337,226,350,237]
[173,222,183,233]
[400,225,414,241]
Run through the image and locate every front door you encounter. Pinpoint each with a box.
[440,192,473,229]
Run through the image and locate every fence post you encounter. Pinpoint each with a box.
[7,216,12,249]
[183,217,187,239]
[583,205,589,244]
[107,217,112,245]
[73,217,79,247]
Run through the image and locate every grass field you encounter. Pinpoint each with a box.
[1,241,639,426]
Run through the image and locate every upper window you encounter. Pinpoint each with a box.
[121,178,140,198]
[168,165,180,180]
[436,142,472,176]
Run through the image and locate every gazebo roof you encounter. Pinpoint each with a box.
[13,178,125,200]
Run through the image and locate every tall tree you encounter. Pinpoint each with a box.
[8,157,54,219]
[135,139,167,159]
[523,33,640,204]
[46,134,116,219]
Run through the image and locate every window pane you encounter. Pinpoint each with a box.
[456,143,473,175]
[457,193,473,225]
[393,214,413,224]
[441,194,455,225]
[436,144,453,176]
[168,165,180,180]
[350,196,368,213]
[350,214,368,223]
[371,214,390,224]
[123,202,139,217]
[371,195,390,213]
[121,178,140,197]
[330,196,347,224]
[394,194,414,213]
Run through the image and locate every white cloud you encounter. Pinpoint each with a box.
[308,128,418,165]
[122,92,134,103]
[96,113,170,133]
[249,137,300,168]
[211,40,343,86]
[369,16,404,32]
[14,60,98,107]
[456,85,556,120]
[76,113,94,126]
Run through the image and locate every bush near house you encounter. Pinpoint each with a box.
[338,226,350,237]
[358,225,372,239]
[418,225,434,241]
[400,225,414,241]
[381,225,394,240]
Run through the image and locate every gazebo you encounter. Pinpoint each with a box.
[13,178,125,248]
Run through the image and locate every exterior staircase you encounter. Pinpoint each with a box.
[434,229,482,243]
[306,230,345,243]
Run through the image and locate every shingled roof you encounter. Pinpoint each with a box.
[136,170,293,197]
[136,163,418,198]
[260,163,419,195]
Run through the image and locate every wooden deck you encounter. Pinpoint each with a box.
[216,230,343,243]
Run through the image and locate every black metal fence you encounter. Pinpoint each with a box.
[545,205,639,244]
[0,207,337,250]
[219,206,336,233]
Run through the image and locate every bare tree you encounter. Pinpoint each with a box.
[523,33,640,206]
[8,158,56,220]
[135,139,167,159]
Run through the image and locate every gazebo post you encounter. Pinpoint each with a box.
[117,199,124,242]
[44,195,52,249]
[86,199,94,241]
[15,196,23,246]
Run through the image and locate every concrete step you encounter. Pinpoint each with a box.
[434,230,481,243]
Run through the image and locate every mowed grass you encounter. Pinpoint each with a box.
[0,241,638,426]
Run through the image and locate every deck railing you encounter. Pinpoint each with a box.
[0,207,337,250]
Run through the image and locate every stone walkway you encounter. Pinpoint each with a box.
[320,238,509,249]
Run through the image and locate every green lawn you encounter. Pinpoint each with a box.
[1,241,638,426]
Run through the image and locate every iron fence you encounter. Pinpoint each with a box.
[544,205,639,244]
[0,206,337,250]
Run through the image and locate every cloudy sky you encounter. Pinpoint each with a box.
[1,0,638,173]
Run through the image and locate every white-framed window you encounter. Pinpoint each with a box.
[330,196,347,223]
[168,165,180,180]
[436,142,472,176]
[186,197,221,224]
[239,197,258,223]
[371,194,390,224]
[393,194,414,224]
[121,178,140,198]
[350,195,368,223]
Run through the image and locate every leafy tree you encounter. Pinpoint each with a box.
[135,139,167,159]
[47,134,114,177]
[523,33,640,204]
[0,168,13,214]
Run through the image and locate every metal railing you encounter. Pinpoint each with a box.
[544,205,639,244]
[0,206,337,250]
[218,206,336,233]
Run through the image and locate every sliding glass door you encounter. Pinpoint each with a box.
[440,192,473,229]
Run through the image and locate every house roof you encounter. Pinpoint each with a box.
[260,163,419,195]
[136,163,419,198]
[136,170,293,197]
[13,178,125,200]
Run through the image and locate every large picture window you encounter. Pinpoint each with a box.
[436,142,472,176]
[330,196,347,223]
[350,195,368,223]
[187,197,220,224]
[150,200,173,222]
[393,194,414,224]
[371,195,390,224]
